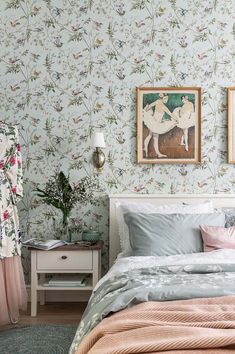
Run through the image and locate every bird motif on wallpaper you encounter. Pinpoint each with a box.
[204,7,213,13]
[116,40,125,48]
[31,6,41,15]
[16,102,25,109]
[134,185,145,192]
[116,134,125,144]
[93,21,102,30]
[197,181,208,188]
[117,168,125,177]
[204,70,213,78]
[53,36,63,47]
[219,22,228,29]
[135,21,145,28]
[157,27,168,33]
[94,38,103,46]
[72,116,82,124]
[116,104,125,113]
[218,38,228,48]
[79,6,88,13]
[155,53,165,61]
[71,154,82,160]
[95,103,104,110]
[31,69,41,79]
[31,27,43,32]
[116,5,125,16]
[52,7,63,16]
[177,8,188,16]
[94,85,103,93]
[31,134,41,144]
[218,166,228,177]
[178,36,188,48]
[142,37,151,45]
[79,70,88,77]
[31,118,40,125]
[156,6,166,16]
[179,167,188,176]
[134,58,145,65]
[73,52,83,60]
[71,25,82,32]
[10,84,20,92]
[52,72,63,80]
[196,26,207,32]
[16,38,25,44]
[9,58,19,64]
[10,19,20,27]
[116,70,125,80]
[204,134,213,142]
[177,72,187,80]
[53,101,63,112]
[31,53,40,61]
[197,52,208,60]
[71,90,82,96]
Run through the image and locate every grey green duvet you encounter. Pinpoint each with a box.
[69,250,235,353]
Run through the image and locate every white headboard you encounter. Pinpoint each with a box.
[109,193,235,267]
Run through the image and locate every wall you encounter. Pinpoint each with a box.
[0,0,235,280]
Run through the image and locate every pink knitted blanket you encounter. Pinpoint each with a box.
[78,296,235,353]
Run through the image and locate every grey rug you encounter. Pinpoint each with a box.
[0,324,77,354]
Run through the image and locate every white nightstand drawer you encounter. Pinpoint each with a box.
[30,241,102,316]
[37,250,93,270]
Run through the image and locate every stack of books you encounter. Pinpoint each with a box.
[22,238,65,250]
[43,274,87,287]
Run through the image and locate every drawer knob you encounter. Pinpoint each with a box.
[61,255,67,260]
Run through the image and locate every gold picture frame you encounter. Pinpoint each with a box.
[227,87,235,163]
[136,87,201,164]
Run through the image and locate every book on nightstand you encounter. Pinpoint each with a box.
[22,238,65,250]
[43,274,88,287]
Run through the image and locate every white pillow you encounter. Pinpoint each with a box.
[116,200,214,257]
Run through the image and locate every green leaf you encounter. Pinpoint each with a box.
[107,23,114,38]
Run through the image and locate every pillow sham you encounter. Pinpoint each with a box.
[123,212,225,257]
[116,200,214,256]
[200,225,235,252]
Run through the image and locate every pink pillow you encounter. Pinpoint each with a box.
[200,225,235,252]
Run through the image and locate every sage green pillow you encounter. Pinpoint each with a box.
[123,212,225,257]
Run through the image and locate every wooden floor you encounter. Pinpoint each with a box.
[0,302,87,331]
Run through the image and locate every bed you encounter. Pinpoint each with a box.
[70,194,235,354]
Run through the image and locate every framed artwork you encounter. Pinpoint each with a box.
[136,87,201,164]
[228,87,235,163]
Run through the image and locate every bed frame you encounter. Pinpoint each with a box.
[109,194,235,267]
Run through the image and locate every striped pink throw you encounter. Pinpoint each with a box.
[78,296,235,353]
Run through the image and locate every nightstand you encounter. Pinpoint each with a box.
[30,241,103,316]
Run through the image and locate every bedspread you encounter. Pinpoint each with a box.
[70,263,235,353]
[77,297,235,354]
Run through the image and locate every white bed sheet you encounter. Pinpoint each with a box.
[94,249,235,292]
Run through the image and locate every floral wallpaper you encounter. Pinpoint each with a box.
[0,0,235,280]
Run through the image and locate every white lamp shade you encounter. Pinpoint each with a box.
[91,132,106,148]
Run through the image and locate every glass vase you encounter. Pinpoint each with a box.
[61,214,72,243]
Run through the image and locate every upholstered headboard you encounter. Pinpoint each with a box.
[109,194,235,267]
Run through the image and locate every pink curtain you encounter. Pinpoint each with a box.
[0,256,27,325]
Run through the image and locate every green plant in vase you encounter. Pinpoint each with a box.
[35,171,97,242]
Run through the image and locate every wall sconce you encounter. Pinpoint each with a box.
[91,132,106,172]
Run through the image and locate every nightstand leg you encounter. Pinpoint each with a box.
[31,251,37,316]
[98,250,101,279]
[92,251,99,287]
[40,274,46,305]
